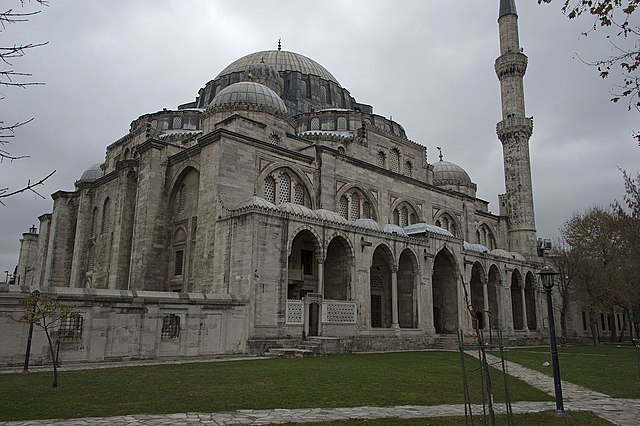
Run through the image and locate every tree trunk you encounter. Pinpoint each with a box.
[44,329,58,388]
[619,310,628,342]
[560,308,568,346]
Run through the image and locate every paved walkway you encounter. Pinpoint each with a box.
[1,354,639,425]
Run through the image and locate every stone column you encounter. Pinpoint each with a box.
[504,269,514,332]
[482,279,490,329]
[391,266,399,329]
[521,285,529,331]
[316,258,324,297]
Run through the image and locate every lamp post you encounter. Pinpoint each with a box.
[538,265,565,416]
[22,289,41,374]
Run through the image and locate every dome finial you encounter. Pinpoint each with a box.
[277,38,281,51]
[436,146,443,161]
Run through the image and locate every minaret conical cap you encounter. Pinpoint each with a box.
[499,0,517,18]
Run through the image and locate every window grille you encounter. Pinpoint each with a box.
[279,173,291,204]
[393,209,400,225]
[390,148,399,173]
[350,193,360,220]
[337,117,347,131]
[172,116,182,129]
[90,208,98,237]
[377,151,386,168]
[101,198,111,233]
[404,161,412,177]
[300,80,308,97]
[58,314,83,342]
[311,117,319,130]
[363,201,371,219]
[264,176,275,203]
[409,213,417,225]
[178,185,186,212]
[87,244,95,272]
[174,250,184,276]
[161,314,180,340]
[401,207,408,227]
[339,196,349,219]
[320,86,327,104]
[294,183,304,205]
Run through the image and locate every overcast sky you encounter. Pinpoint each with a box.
[1,0,638,277]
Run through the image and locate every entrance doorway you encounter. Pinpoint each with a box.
[308,302,320,336]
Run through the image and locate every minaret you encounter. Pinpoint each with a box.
[496,0,537,256]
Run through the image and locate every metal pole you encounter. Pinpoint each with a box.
[22,290,40,374]
[544,280,566,415]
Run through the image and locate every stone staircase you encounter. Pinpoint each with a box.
[263,336,348,358]
[433,335,460,351]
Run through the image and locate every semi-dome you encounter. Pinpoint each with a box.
[433,160,472,185]
[78,163,103,182]
[211,81,287,114]
[218,50,340,86]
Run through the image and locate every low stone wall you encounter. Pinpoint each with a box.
[0,285,249,367]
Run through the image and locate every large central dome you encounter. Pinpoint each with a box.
[217,50,341,86]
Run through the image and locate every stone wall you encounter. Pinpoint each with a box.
[0,286,249,367]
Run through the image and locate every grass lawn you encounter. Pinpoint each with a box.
[283,410,611,425]
[500,344,640,398]
[0,352,551,421]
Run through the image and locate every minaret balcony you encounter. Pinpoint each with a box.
[496,116,533,142]
[495,51,528,79]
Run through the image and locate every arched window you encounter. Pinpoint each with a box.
[101,198,111,234]
[436,213,458,237]
[377,151,386,168]
[311,117,320,130]
[300,80,308,97]
[404,161,412,177]
[337,117,347,131]
[320,86,327,104]
[87,243,95,272]
[339,196,349,219]
[264,176,275,203]
[279,173,291,204]
[393,209,400,225]
[409,213,417,225]
[390,148,400,173]
[123,148,130,159]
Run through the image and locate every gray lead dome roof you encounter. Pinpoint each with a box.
[433,160,472,185]
[217,50,340,86]
[78,163,103,182]
[211,82,287,113]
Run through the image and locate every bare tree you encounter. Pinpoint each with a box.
[548,238,582,345]
[1,0,55,204]
[17,293,77,388]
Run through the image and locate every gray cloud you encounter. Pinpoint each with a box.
[2,0,639,274]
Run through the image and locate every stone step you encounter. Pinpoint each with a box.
[265,347,315,358]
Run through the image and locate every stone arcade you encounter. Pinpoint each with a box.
[2,0,548,365]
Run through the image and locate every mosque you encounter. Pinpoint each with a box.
[2,1,551,365]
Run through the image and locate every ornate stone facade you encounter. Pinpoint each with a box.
[1,1,550,366]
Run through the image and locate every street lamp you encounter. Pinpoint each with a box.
[22,289,41,374]
[538,265,566,416]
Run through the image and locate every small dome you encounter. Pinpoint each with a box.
[354,218,383,232]
[510,252,526,261]
[404,222,454,237]
[78,163,103,182]
[279,203,317,218]
[490,248,512,259]
[383,224,407,236]
[315,209,348,223]
[463,241,489,253]
[433,160,472,186]
[235,195,277,210]
[211,81,287,114]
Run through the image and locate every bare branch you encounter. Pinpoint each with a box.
[0,169,55,205]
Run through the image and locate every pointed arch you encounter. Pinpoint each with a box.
[525,271,537,330]
[511,269,524,330]
[476,223,497,250]
[487,264,501,330]
[336,185,378,221]
[432,247,459,334]
[259,165,315,209]
[370,244,394,328]
[390,200,420,225]
[398,248,418,328]
[287,227,322,299]
[434,211,460,237]
[470,262,485,328]
[101,198,111,234]
[324,235,354,301]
